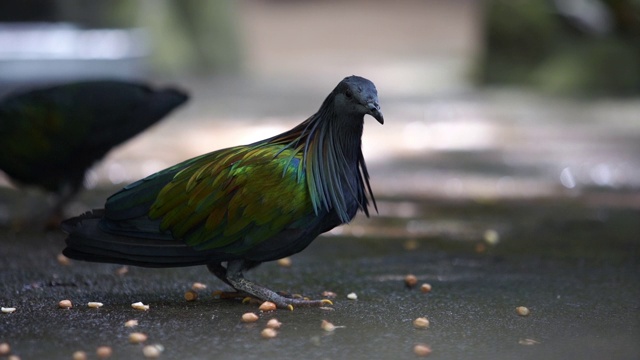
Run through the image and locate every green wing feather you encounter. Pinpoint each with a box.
[145,144,312,253]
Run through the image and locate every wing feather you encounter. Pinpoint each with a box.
[146,145,312,252]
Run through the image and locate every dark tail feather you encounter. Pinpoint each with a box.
[62,210,223,268]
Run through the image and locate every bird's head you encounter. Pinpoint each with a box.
[332,75,384,124]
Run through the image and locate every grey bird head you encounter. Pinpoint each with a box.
[333,75,384,124]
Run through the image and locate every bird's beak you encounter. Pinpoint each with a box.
[367,102,384,124]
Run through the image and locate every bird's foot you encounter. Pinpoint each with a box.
[212,289,332,309]
[218,260,334,310]
[232,279,333,310]
[266,294,333,310]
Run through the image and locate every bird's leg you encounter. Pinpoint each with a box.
[224,260,332,310]
[46,182,79,229]
[207,262,232,286]
[207,262,251,300]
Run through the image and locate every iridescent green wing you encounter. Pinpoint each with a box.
[148,144,312,253]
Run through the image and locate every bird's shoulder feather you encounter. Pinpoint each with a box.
[143,143,312,252]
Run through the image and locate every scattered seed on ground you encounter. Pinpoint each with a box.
[276,257,292,267]
[131,302,149,311]
[261,328,278,339]
[72,351,87,360]
[414,344,432,357]
[241,312,259,323]
[321,291,337,298]
[124,319,139,328]
[321,320,335,332]
[57,253,71,266]
[96,346,112,359]
[484,229,500,245]
[266,318,282,329]
[142,345,163,358]
[0,343,10,356]
[518,338,540,345]
[184,290,198,301]
[1,307,16,314]
[405,274,418,288]
[87,302,103,308]
[516,306,530,316]
[129,332,148,344]
[58,300,72,309]
[347,292,357,300]
[413,317,430,329]
[259,301,276,312]
[420,283,432,293]
[191,282,207,291]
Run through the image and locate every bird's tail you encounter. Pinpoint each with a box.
[62,210,217,268]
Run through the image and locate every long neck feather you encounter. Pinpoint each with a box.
[260,95,376,223]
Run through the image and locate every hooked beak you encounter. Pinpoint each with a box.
[367,102,384,124]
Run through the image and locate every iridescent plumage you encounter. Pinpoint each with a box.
[63,75,383,308]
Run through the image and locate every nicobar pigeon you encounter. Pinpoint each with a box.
[62,76,383,309]
[0,80,188,221]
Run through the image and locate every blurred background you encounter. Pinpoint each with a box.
[1,0,639,217]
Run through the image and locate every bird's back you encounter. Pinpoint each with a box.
[0,80,188,191]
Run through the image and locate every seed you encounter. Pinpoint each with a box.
[115,266,129,276]
[184,290,198,301]
[483,229,500,245]
[129,332,148,344]
[321,291,337,298]
[131,302,149,311]
[57,253,71,266]
[1,307,16,314]
[261,328,278,339]
[516,306,530,316]
[0,343,10,355]
[241,312,259,323]
[276,257,292,267]
[259,301,276,312]
[96,346,112,359]
[87,302,104,308]
[346,292,357,300]
[8,355,20,360]
[518,338,540,345]
[413,317,430,329]
[413,344,432,357]
[191,282,207,291]
[58,299,72,309]
[420,283,432,293]
[142,345,162,358]
[72,351,87,360]
[266,318,282,329]
[405,274,418,288]
[320,320,335,332]
[124,319,139,328]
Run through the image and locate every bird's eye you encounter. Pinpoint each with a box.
[345,89,353,99]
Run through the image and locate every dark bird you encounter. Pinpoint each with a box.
[62,75,383,309]
[0,80,188,223]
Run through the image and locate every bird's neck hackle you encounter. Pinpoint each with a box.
[258,89,377,223]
